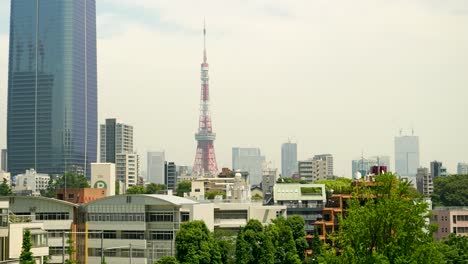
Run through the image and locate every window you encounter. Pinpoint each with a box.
[121,231,145,240]
[181,212,190,222]
[147,212,174,222]
[68,193,75,199]
[150,231,173,240]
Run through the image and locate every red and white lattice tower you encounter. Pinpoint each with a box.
[192,23,219,177]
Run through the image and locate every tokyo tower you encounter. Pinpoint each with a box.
[192,22,219,177]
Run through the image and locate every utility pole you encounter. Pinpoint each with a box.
[129,243,133,264]
[62,231,65,263]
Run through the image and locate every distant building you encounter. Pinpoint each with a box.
[395,135,420,176]
[416,167,433,196]
[352,156,390,179]
[274,183,326,235]
[91,163,116,196]
[232,147,265,185]
[56,188,106,204]
[100,118,134,163]
[431,207,468,241]
[165,162,177,190]
[116,153,139,190]
[281,142,297,178]
[298,159,327,182]
[262,168,277,204]
[147,151,165,184]
[457,162,468,175]
[14,169,50,194]
[313,154,334,178]
[430,161,447,178]
[0,149,6,172]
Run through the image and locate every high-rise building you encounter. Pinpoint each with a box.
[430,161,447,178]
[394,135,420,176]
[115,153,139,190]
[0,149,6,172]
[232,147,265,185]
[165,161,177,190]
[7,1,97,177]
[100,119,134,163]
[281,142,297,178]
[416,167,433,196]
[298,159,327,182]
[351,155,390,179]
[313,154,334,178]
[457,163,468,175]
[147,151,165,184]
[193,24,219,177]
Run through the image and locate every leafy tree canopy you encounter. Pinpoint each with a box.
[176,181,191,197]
[42,172,90,198]
[432,174,468,206]
[155,256,179,264]
[235,219,275,264]
[20,229,35,264]
[175,220,222,264]
[126,183,167,194]
[315,178,353,194]
[0,178,12,196]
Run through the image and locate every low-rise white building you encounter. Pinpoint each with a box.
[14,169,50,195]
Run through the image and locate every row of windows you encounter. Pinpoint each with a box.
[88,248,145,258]
[454,215,468,222]
[88,230,174,240]
[88,212,190,222]
[454,227,468,234]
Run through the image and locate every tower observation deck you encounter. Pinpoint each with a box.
[192,22,219,177]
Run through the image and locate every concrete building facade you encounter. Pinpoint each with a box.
[431,207,468,241]
[457,162,468,175]
[430,161,447,178]
[147,151,165,184]
[416,167,433,196]
[164,162,177,190]
[298,159,327,182]
[100,119,134,163]
[14,169,50,194]
[116,153,139,190]
[313,154,334,178]
[91,163,116,196]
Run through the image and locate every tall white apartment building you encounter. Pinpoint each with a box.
[416,167,433,196]
[313,154,334,178]
[14,169,50,194]
[298,159,327,182]
[116,153,139,190]
[100,118,134,163]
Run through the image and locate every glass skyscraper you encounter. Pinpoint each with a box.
[394,135,419,177]
[7,1,97,177]
[281,142,297,178]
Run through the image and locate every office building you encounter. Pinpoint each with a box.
[165,161,177,190]
[431,207,468,241]
[457,162,468,175]
[7,1,97,177]
[14,169,50,195]
[416,167,433,196]
[281,142,297,178]
[262,169,277,204]
[430,161,447,178]
[298,159,327,182]
[147,151,165,184]
[232,147,265,185]
[394,135,419,176]
[274,183,326,234]
[313,154,334,178]
[100,119,133,163]
[91,163,116,196]
[352,156,391,179]
[0,149,6,172]
[116,153,139,190]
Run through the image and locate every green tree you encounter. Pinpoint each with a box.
[176,181,191,197]
[126,185,146,194]
[309,228,322,258]
[323,173,437,263]
[42,173,90,198]
[20,229,35,264]
[268,218,301,264]
[155,256,179,264]
[175,220,222,264]
[115,181,120,195]
[0,178,12,196]
[214,230,237,264]
[282,215,308,261]
[146,183,167,194]
[235,219,274,264]
[206,190,226,199]
[440,234,468,263]
[315,178,353,195]
[432,175,468,206]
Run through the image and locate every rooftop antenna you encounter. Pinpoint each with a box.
[203,18,207,63]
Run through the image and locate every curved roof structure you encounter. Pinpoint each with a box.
[83,194,198,207]
[0,195,79,208]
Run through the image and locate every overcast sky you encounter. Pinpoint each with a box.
[1,0,468,177]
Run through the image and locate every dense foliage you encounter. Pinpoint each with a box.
[175,220,222,264]
[315,178,353,194]
[176,181,191,197]
[0,178,12,196]
[126,183,166,194]
[432,174,468,206]
[155,256,179,264]
[20,229,34,264]
[235,219,274,264]
[42,172,90,197]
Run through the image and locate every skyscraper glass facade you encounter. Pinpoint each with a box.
[7,0,97,177]
[394,136,419,177]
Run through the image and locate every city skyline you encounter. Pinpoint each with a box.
[0,1,468,176]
